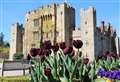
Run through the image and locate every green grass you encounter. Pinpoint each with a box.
[0,76,30,82]
[0,47,9,54]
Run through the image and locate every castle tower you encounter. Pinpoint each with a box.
[80,7,96,61]
[115,36,120,54]
[56,3,75,46]
[23,3,57,56]
[23,3,75,56]
[10,23,23,60]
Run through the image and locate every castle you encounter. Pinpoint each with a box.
[10,3,120,60]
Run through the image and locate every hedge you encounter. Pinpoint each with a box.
[0,76,30,82]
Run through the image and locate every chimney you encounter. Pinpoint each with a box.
[100,21,105,32]
[108,23,112,33]
[101,21,105,27]
[113,30,117,37]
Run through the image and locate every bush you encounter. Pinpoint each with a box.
[13,52,24,60]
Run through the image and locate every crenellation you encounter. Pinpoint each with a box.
[10,3,120,60]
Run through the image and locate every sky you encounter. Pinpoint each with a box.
[0,0,120,42]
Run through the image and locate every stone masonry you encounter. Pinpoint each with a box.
[10,3,120,60]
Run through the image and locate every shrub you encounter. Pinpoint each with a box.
[13,52,24,60]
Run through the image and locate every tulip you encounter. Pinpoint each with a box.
[52,43,59,52]
[73,40,83,49]
[38,48,44,56]
[30,48,38,57]
[43,40,52,50]
[83,58,89,65]
[27,54,31,60]
[59,42,66,50]
[63,47,73,55]
[44,67,51,77]
[44,49,51,56]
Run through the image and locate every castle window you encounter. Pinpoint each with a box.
[85,21,87,24]
[33,32,39,40]
[31,44,35,47]
[85,40,89,46]
[85,31,88,34]
[56,31,59,36]
[26,18,28,22]
[33,19,39,27]
[46,33,48,38]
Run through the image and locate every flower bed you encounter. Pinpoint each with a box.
[27,40,120,82]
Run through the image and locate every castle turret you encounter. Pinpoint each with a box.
[100,21,105,32]
[23,3,75,56]
[10,23,24,60]
[80,6,96,61]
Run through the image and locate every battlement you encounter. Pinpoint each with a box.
[26,4,54,16]
[96,21,117,37]
[12,22,23,28]
[61,2,74,9]
[26,3,74,16]
[80,6,96,13]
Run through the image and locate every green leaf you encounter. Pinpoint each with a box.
[60,76,69,82]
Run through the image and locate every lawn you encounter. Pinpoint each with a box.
[0,76,30,82]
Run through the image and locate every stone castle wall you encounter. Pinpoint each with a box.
[10,3,119,60]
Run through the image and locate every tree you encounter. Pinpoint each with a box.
[0,32,4,46]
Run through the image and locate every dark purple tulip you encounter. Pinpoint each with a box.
[105,51,110,55]
[38,48,44,56]
[63,47,73,55]
[96,55,102,61]
[30,48,38,57]
[44,49,51,56]
[73,40,83,49]
[52,43,59,52]
[44,67,51,77]
[27,54,31,60]
[83,58,89,65]
[59,42,66,50]
[111,52,117,58]
[71,50,75,57]
[43,40,52,50]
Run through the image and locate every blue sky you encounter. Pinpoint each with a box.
[0,0,120,42]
